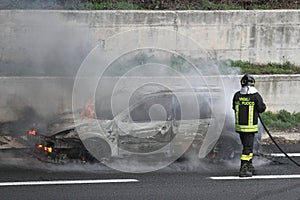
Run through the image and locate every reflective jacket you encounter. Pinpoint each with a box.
[232,86,266,133]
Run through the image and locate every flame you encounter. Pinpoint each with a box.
[28,129,37,135]
[37,144,52,153]
[81,99,95,118]
[44,146,52,153]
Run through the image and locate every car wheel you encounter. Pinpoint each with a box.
[83,137,112,163]
[209,135,240,161]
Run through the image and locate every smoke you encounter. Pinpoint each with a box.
[68,26,248,173]
[0,148,273,174]
[0,10,93,76]
[0,10,97,126]
[0,10,272,173]
[0,150,111,173]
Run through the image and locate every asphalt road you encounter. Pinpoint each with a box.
[0,146,300,200]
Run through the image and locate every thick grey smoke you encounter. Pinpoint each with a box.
[0,11,96,126]
[0,11,93,76]
[71,27,231,173]
[0,11,271,173]
[0,11,94,174]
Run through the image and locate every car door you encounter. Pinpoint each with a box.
[115,94,173,153]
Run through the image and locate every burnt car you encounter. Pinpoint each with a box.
[32,88,261,164]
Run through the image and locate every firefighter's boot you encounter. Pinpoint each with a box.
[239,161,252,177]
[249,159,256,175]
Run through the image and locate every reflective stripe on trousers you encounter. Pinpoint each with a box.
[241,153,253,161]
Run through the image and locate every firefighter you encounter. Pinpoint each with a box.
[232,74,266,177]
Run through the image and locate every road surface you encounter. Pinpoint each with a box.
[0,146,300,200]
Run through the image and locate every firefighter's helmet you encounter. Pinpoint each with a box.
[241,74,255,87]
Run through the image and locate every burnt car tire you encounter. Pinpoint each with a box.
[208,135,241,161]
[82,137,112,163]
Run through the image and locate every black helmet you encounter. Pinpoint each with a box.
[240,74,255,87]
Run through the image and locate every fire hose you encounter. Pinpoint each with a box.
[258,114,300,167]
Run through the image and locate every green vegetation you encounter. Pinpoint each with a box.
[86,1,246,10]
[230,60,300,74]
[205,3,245,10]
[85,0,300,10]
[261,110,300,131]
[105,52,300,75]
[2,0,300,10]
[87,2,141,10]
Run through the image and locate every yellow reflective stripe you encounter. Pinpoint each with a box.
[236,124,258,132]
[249,104,253,125]
[241,153,253,161]
[235,102,239,126]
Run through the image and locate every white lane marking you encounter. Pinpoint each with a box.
[209,174,300,180]
[0,179,139,187]
[270,153,300,157]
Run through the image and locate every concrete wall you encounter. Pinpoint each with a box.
[1,10,300,76]
[255,75,300,113]
[1,10,300,122]
[0,75,299,122]
[0,77,74,122]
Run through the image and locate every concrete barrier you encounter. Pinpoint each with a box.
[0,75,299,122]
[1,10,300,122]
[255,75,300,113]
[1,10,300,76]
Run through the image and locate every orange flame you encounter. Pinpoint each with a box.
[44,146,52,153]
[81,99,95,118]
[37,144,52,153]
[28,129,37,135]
